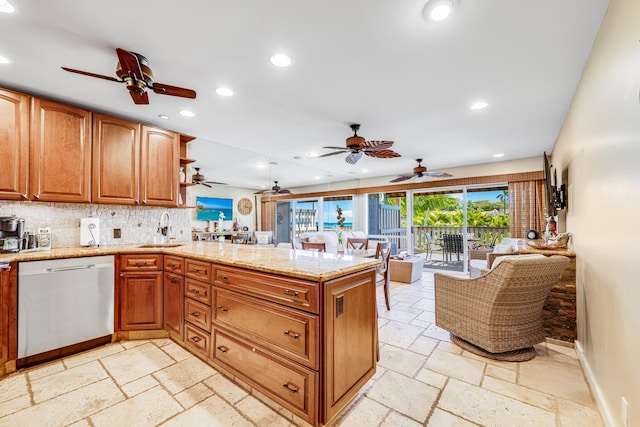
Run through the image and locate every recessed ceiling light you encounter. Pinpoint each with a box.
[0,0,15,14]
[314,176,321,180]
[307,152,319,158]
[362,169,369,173]
[270,53,291,67]
[256,162,266,169]
[179,110,195,117]
[423,0,453,22]
[493,153,505,158]
[158,114,169,120]
[215,87,233,97]
[470,101,489,110]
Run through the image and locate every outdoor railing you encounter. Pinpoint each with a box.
[412,226,509,253]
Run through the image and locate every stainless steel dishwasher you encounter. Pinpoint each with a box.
[18,255,115,360]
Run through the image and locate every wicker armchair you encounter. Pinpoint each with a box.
[434,255,569,361]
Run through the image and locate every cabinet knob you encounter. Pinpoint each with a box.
[190,289,201,294]
[190,311,200,317]
[283,330,300,339]
[282,382,299,393]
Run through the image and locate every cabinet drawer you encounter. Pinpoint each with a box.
[185,259,212,282]
[214,267,318,314]
[164,255,184,274]
[212,328,316,423]
[120,254,163,271]
[185,278,211,305]
[185,298,211,332]
[213,289,318,369]
[184,323,210,359]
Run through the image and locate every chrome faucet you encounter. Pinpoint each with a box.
[157,211,171,243]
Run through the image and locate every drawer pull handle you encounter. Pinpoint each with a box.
[284,330,300,339]
[169,276,178,283]
[190,336,201,343]
[135,261,148,266]
[282,382,299,393]
[217,306,229,312]
[191,289,201,294]
[220,275,228,281]
[217,345,229,353]
[190,312,200,317]
[168,263,179,270]
[283,289,299,297]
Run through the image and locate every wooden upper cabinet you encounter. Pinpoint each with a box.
[140,125,179,206]
[30,98,92,202]
[92,114,141,205]
[0,89,30,200]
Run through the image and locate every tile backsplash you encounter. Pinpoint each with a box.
[0,201,192,248]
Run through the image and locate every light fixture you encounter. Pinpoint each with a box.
[0,0,15,14]
[158,114,169,120]
[470,101,489,110]
[179,110,195,117]
[423,0,453,22]
[215,87,233,97]
[270,53,291,67]
[0,55,10,64]
[492,153,504,158]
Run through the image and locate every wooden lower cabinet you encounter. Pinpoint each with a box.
[164,272,184,342]
[119,254,163,331]
[210,266,377,426]
[0,263,17,367]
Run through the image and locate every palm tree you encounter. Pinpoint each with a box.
[497,190,509,213]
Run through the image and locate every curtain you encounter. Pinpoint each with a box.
[508,180,546,238]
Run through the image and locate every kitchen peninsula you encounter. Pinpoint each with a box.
[0,243,380,426]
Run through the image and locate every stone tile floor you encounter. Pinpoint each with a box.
[0,271,604,426]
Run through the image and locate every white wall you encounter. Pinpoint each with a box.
[551,0,640,425]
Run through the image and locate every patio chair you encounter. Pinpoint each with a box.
[425,233,443,261]
[442,234,463,263]
[434,254,569,361]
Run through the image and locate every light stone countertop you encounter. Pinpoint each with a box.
[0,242,380,281]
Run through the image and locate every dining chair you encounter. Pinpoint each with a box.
[301,241,326,252]
[292,237,309,249]
[253,231,273,245]
[230,235,249,244]
[375,241,392,311]
[346,237,368,250]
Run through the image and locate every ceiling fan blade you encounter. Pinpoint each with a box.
[61,67,121,82]
[318,150,348,158]
[365,149,401,159]
[128,89,149,105]
[322,146,349,150]
[389,174,414,183]
[424,171,453,178]
[254,189,268,194]
[202,183,212,188]
[345,152,363,164]
[116,48,144,81]
[204,181,228,185]
[277,189,292,194]
[362,140,394,151]
[152,82,196,99]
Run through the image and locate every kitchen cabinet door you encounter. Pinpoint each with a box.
[92,114,140,205]
[140,125,179,207]
[0,89,29,201]
[120,271,163,330]
[31,98,92,202]
[164,272,184,342]
[0,263,17,366]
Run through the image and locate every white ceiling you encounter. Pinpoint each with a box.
[0,0,609,191]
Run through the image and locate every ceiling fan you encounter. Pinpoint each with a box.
[319,124,401,164]
[61,48,196,105]
[254,181,292,195]
[191,167,227,187]
[389,158,453,183]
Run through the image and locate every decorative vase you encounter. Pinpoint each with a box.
[337,243,344,253]
[179,167,186,183]
[218,235,225,242]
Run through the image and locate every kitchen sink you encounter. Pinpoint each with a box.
[137,243,184,248]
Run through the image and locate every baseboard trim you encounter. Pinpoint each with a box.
[574,339,615,427]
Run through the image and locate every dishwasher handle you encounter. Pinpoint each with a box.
[45,264,96,273]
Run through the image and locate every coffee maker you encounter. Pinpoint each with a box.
[0,216,25,253]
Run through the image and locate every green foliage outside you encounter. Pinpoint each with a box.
[384,191,510,227]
